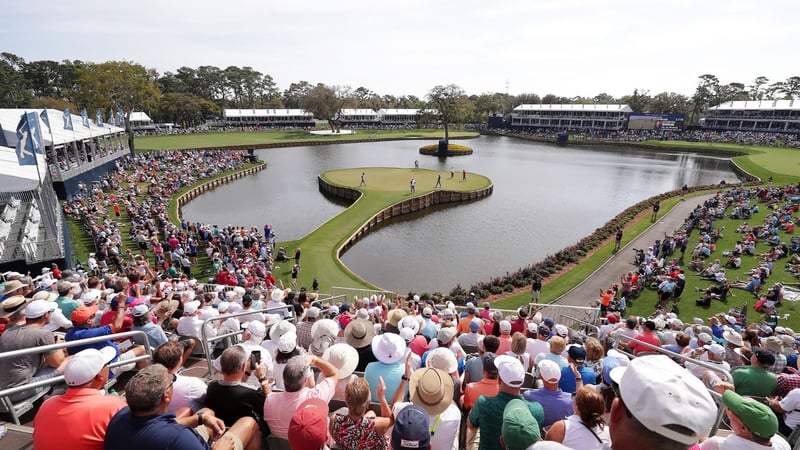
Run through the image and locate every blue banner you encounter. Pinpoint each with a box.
[63,109,74,130]
[15,113,39,166]
[96,109,103,127]
[108,108,116,127]
[39,109,50,130]
[81,108,90,128]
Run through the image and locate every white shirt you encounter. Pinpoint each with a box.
[527,338,550,360]
[393,402,461,450]
[561,413,611,450]
[169,373,207,413]
[177,315,217,341]
[779,388,800,428]
[44,307,73,332]
[700,433,790,450]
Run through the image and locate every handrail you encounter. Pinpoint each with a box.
[612,334,731,436]
[0,330,153,398]
[560,313,600,338]
[310,294,347,310]
[199,305,298,378]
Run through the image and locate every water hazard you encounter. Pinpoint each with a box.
[181,135,740,293]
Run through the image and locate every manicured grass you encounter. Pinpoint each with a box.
[272,167,492,292]
[136,129,479,151]
[632,140,800,184]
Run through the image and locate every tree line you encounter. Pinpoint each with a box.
[2,52,799,129]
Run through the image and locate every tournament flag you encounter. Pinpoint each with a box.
[63,109,74,130]
[81,108,90,128]
[108,108,116,127]
[96,109,104,127]
[15,113,39,166]
[39,109,50,130]
[117,109,125,127]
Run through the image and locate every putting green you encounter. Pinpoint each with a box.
[279,168,492,291]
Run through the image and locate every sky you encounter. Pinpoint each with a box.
[3,0,797,100]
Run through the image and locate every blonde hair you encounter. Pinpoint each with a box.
[345,377,371,417]
[584,337,604,361]
[549,336,566,354]
[511,332,527,354]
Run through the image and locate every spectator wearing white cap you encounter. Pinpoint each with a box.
[32,289,72,332]
[526,323,550,362]
[524,359,574,428]
[685,343,731,382]
[33,347,125,450]
[131,303,169,348]
[608,355,718,450]
[467,355,544,450]
[176,300,220,344]
[296,306,319,350]
[497,320,513,355]
[0,296,67,402]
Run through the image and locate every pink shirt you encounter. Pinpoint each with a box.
[263,377,336,439]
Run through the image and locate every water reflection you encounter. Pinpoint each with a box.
[181,136,739,292]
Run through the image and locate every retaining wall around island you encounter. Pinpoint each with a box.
[175,162,267,218]
[318,177,493,255]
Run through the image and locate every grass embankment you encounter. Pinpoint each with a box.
[275,168,492,292]
[136,129,480,151]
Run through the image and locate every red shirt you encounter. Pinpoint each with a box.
[631,330,662,355]
[33,388,127,450]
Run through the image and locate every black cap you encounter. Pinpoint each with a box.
[754,349,776,366]
[481,352,498,375]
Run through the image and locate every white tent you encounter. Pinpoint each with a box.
[0,108,125,192]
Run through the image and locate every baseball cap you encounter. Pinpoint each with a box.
[754,349,776,366]
[538,359,561,383]
[609,355,716,445]
[437,327,457,344]
[499,320,512,334]
[470,318,482,331]
[481,352,498,376]
[288,398,329,450]
[132,304,150,317]
[538,325,550,337]
[64,347,117,386]
[567,345,586,363]
[554,324,569,337]
[722,390,777,439]
[24,299,56,319]
[527,322,538,334]
[243,320,267,338]
[704,343,725,358]
[306,307,320,319]
[183,300,201,315]
[606,314,618,324]
[502,399,540,450]
[392,405,431,450]
[495,354,525,387]
[70,306,95,323]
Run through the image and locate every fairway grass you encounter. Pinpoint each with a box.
[136,129,479,151]
[272,167,492,292]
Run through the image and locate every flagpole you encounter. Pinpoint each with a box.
[42,109,57,181]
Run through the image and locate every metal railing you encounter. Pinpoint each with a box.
[199,305,298,378]
[331,286,397,303]
[612,334,731,436]
[0,330,153,399]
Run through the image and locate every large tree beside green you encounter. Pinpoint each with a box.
[300,84,346,132]
[426,84,469,141]
[74,60,161,155]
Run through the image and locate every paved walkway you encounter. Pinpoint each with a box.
[553,193,716,307]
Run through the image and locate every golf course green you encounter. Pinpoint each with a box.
[277,167,492,291]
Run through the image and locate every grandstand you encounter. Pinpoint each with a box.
[222,108,314,127]
[703,100,800,133]
[0,108,127,270]
[509,104,633,131]
[336,108,380,126]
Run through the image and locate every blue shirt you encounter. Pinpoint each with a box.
[558,366,597,393]
[364,361,405,404]
[523,388,574,428]
[65,325,121,361]
[104,409,208,450]
[132,322,168,348]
